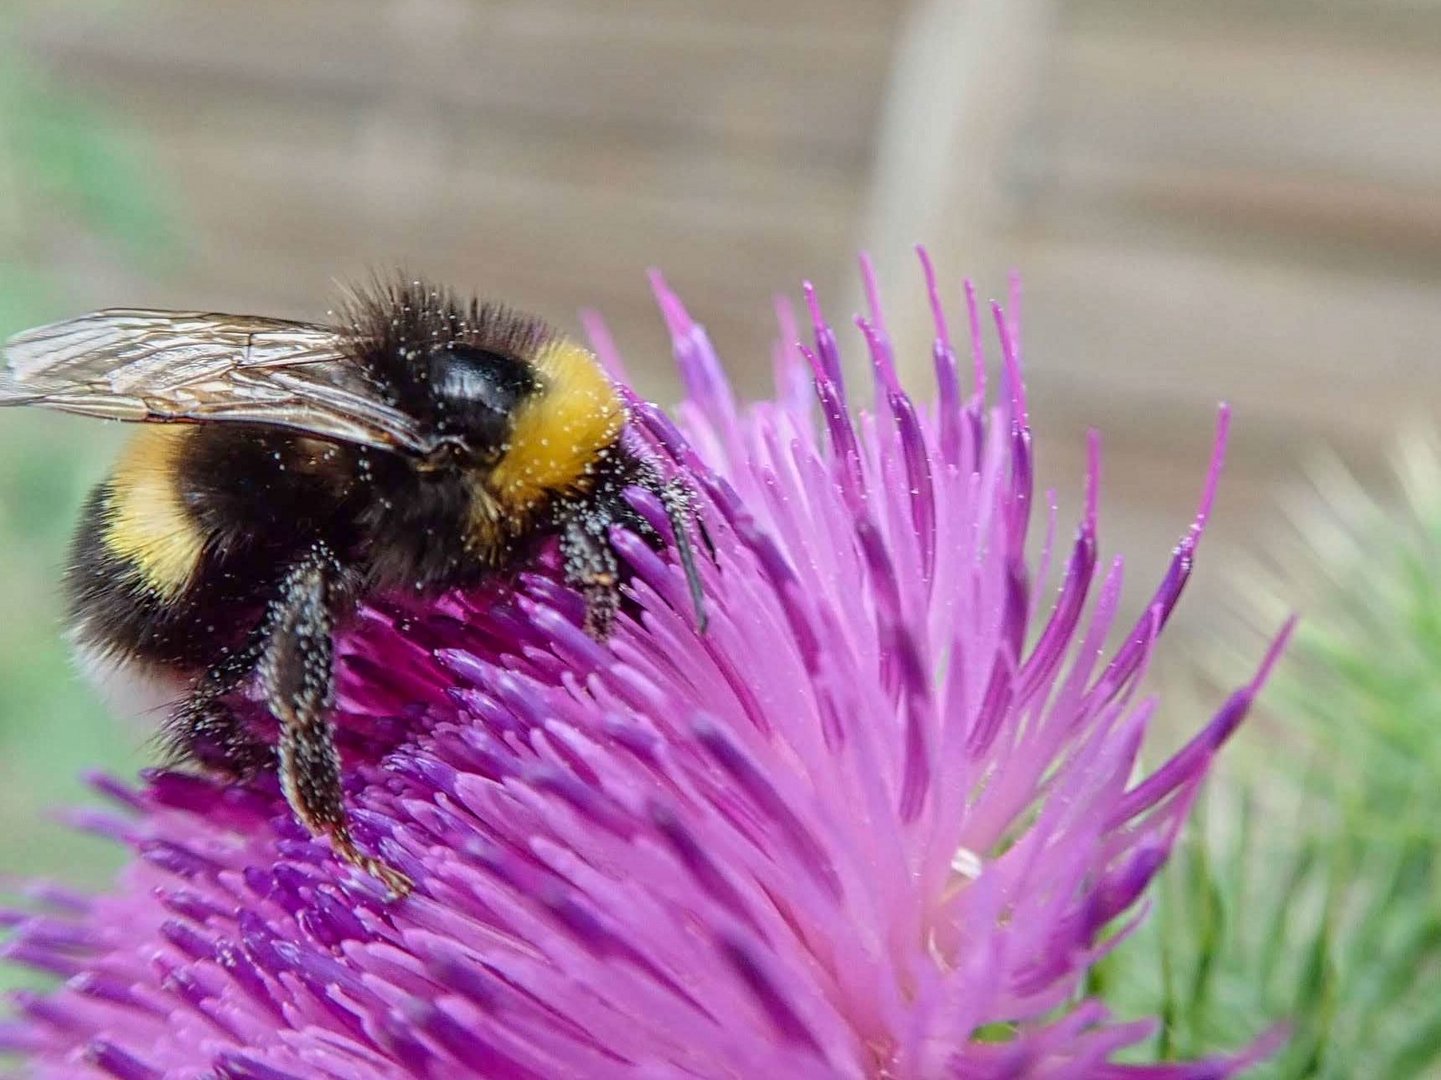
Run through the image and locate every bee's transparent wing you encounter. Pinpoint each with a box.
[0,309,433,454]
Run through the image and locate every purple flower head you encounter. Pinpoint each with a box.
[3,252,1289,1078]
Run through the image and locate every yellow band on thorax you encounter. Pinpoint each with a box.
[484,338,626,519]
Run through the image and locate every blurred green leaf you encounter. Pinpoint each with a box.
[0,6,173,989]
[1097,432,1441,1078]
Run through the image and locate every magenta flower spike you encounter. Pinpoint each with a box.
[2,253,1290,1078]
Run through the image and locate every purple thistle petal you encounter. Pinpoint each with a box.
[992,298,1029,431]
[4,263,1287,1078]
[889,388,938,588]
[83,1039,159,1080]
[962,278,987,406]
[802,280,847,399]
[799,343,867,512]
[1109,617,1296,830]
[1092,406,1232,711]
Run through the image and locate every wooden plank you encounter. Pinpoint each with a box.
[23,1,897,159]
[1049,24,1441,192]
[1012,233,1441,442]
[131,132,856,341]
[1067,0,1441,51]
[1038,155,1441,273]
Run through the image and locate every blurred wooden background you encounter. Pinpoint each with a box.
[14,0,1441,626]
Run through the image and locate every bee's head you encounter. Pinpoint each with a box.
[345,277,627,508]
[344,277,554,465]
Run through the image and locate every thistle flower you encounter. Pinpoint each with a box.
[2,253,1289,1078]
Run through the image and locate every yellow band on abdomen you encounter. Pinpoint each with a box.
[102,426,205,598]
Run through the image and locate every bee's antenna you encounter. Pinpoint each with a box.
[661,478,709,634]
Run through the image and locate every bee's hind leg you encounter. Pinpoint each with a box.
[162,636,273,778]
[166,697,274,778]
[260,544,413,898]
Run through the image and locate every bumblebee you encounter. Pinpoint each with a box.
[0,279,705,896]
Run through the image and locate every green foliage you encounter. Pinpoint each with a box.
[0,46,172,334]
[1097,434,1441,1078]
[0,11,172,968]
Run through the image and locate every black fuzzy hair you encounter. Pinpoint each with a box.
[336,275,555,412]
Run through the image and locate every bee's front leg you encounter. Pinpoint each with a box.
[259,544,412,897]
[656,473,709,634]
[555,458,711,639]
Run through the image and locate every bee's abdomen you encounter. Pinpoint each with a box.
[66,480,229,671]
[65,427,261,671]
[65,423,361,673]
